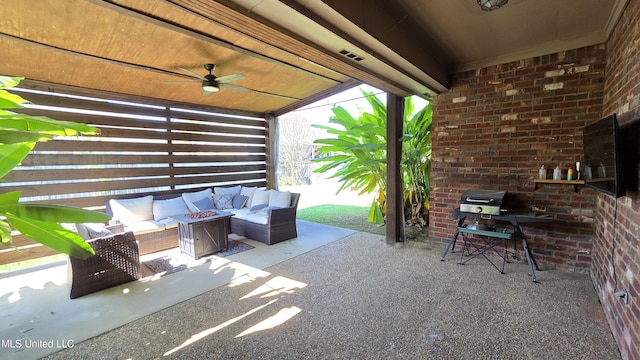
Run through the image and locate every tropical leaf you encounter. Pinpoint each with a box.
[367,200,384,226]
[0,129,55,144]
[0,142,35,179]
[0,113,99,136]
[0,75,108,258]
[0,76,24,89]
[0,220,13,245]
[0,203,111,223]
[4,214,95,259]
[313,87,432,226]
[0,90,27,109]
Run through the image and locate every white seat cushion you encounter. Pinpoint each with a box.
[157,218,178,229]
[230,208,251,220]
[123,220,165,235]
[246,213,269,225]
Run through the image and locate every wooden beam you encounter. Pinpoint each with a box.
[265,113,279,189]
[386,93,405,245]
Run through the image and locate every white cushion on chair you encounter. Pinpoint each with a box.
[250,189,271,207]
[269,191,291,208]
[182,188,213,212]
[214,185,242,197]
[153,197,191,221]
[109,195,154,223]
[240,186,257,207]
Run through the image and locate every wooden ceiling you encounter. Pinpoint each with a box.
[1,0,368,115]
[0,0,629,116]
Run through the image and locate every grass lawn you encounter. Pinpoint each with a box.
[297,204,386,236]
[297,204,429,243]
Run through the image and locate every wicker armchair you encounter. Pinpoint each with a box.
[69,231,141,299]
[230,193,300,245]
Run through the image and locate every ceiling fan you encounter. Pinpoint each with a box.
[165,64,299,101]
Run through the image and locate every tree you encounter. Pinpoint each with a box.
[312,88,432,226]
[277,113,320,186]
[0,76,111,259]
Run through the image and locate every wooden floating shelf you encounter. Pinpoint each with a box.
[534,179,586,192]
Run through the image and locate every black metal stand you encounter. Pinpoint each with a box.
[457,227,512,273]
[441,210,553,282]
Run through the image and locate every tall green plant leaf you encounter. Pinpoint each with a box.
[0,142,34,178]
[0,75,108,259]
[4,214,96,259]
[313,87,432,226]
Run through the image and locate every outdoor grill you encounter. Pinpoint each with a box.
[443,188,554,282]
[459,189,508,215]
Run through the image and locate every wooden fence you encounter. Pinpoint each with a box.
[1,81,272,265]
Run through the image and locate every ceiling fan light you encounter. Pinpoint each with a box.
[477,0,508,11]
[202,80,220,92]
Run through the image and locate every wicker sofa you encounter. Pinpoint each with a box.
[98,186,300,254]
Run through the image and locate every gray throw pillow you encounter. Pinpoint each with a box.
[233,194,249,209]
[193,197,215,211]
[213,193,234,210]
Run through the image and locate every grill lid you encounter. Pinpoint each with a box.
[461,189,507,205]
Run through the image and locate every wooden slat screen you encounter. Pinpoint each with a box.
[1,86,268,265]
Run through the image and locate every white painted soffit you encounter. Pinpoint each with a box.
[228,0,447,95]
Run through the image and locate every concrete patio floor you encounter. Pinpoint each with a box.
[0,220,355,359]
[0,219,620,359]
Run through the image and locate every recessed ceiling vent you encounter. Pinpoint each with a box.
[338,49,364,62]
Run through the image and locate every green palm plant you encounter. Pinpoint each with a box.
[401,101,432,227]
[1,76,110,260]
[312,88,432,226]
[312,92,388,224]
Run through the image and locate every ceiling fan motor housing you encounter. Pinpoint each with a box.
[202,74,219,92]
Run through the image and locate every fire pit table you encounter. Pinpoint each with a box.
[171,210,234,259]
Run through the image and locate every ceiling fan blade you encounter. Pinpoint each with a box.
[216,73,245,84]
[177,67,207,80]
[220,83,300,101]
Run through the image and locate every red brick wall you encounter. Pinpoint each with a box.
[430,45,606,273]
[596,0,640,358]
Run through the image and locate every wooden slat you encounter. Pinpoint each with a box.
[169,109,266,128]
[87,126,265,144]
[5,164,266,183]
[8,172,267,198]
[0,243,61,265]
[18,80,266,119]
[33,178,268,208]
[167,121,266,136]
[19,153,266,166]
[34,140,265,153]
[15,103,265,132]
[13,89,172,118]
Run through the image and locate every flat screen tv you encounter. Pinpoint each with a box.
[582,114,625,197]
